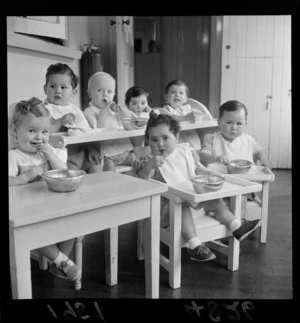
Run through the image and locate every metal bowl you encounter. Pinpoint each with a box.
[190,174,226,193]
[227,159,252,174]
[42,169,86,192]
[121,117,148,130]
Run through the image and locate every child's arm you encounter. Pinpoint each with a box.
[9,168,43,186]
[37,143,68,170]
[199,151,229,166]
[83,108,97,129]
[137,156,164,180]
[85,142,102,165]
[254,149,273,169]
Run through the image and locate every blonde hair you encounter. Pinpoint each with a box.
[88,72,115,90]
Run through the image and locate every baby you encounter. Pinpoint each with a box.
[9,98,80,281]
[44,63,102,173]
[159,80,202,152]
[44,63,90,136]
[83,72,134,171]
[199,100,272,168]
[133,112,261,262]
[9,97,68,185]
[125,85,154,119]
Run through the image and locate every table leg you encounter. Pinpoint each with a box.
[144,194,160,298]
[10,228,32,299]
[105,227,118,286]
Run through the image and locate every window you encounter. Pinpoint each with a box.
[8,16,67,40]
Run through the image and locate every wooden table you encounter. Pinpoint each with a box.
[9,171,167,299]
[49,120,218,148]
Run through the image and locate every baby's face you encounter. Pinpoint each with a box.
[44,74,76,106]
[14,114,51,155]
[88,76,115,108]
[165,84,188,110]
[148,124,179,157]
[218,109,247,142]
[128,95,148,114]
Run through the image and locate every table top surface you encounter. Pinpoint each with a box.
[49,120,218,147]
[168,175,262,203]
[9,171,167,228]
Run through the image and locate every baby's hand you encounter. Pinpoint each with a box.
[60,113,75,126]
[109,102,122,113]
[148,156,164,169]
[25,167,44,183]
[216,155,230,165]
[36,143,53,159]
[260,159,273,169]
[185,112,195,123]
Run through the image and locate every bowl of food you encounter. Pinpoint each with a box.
[121,117,148,130]
[227,159,252,174]
[190,174,226,193]
[42,169,86,192]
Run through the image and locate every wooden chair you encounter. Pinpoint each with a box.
[137,190,242,289]
[133,145,261,289]
[207,163,275,243]
[186,98,213,121]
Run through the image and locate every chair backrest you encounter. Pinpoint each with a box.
[186,98,213,120]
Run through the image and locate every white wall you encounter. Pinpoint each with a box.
[7,49,80,109]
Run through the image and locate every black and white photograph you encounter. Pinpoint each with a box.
[4,11,296,322]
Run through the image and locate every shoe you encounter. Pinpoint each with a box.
[60,259,82,281]
[48,262,68,279]
[187,244,216,262]
[233,219,261,241]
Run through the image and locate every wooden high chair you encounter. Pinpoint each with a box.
[207,163,275,243]
[186,98,213,121]
[134,146,262,289]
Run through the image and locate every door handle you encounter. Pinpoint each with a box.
[266,95,272,110]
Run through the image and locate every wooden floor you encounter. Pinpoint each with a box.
[30,169,292,299]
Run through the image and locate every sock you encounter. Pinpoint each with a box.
[187,237,201,250]
[53,252,68,268]
[229,219,241,232]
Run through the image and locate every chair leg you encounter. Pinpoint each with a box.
[137,220,145,260]
[168,201,182,289]
[74,236,84,290]
[104,227,118,286]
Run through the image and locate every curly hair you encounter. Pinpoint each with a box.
[145,111,181,140]
[219,100,248,119]
[45,63,79,90]
[125,86,149,106]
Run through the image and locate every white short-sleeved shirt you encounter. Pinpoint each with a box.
[201,132,262,163]
[83,102,133,157]
[9,146,67,177]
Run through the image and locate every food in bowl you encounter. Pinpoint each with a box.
[42,169,86,192]
[190,174,226,193]
[121,117,148,130]
[227,159,252,174]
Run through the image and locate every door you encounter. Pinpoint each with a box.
[134,16,161,107]
[221,15,291,169]
[110,16,134,104]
